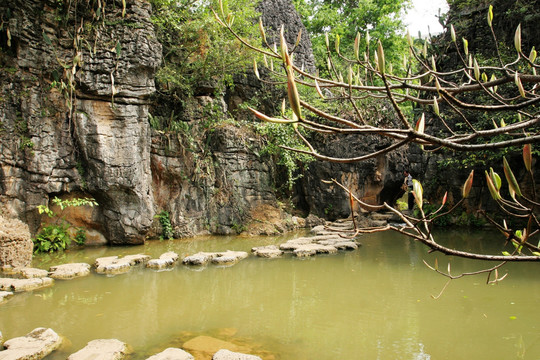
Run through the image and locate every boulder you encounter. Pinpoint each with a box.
[145,348,194,360]
[0,277,54,292]
[48,263,91,279]
[146,252,179,270]
[95,255,150,275]
[251,245,283,258]
[212,349,262,360]
[0,291,13,304]
[0,327,62,360]
[67,339,129,360]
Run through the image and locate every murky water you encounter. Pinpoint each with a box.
[1,230,539,359]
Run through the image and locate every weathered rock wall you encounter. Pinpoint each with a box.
[0,0,161,244]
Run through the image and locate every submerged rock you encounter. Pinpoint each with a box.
[146,252,179,270]
[145,348,194,360]
[67,339,129,360]
[0,277,54,292]
[0,327,62,360]
[182,336,250,359]
[48,263,91,279]
[251,245,283,258]
[212,349,262,360]
[95,255,151,275]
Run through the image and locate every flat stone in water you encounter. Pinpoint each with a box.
[145,347,194,360]
[251,245,283,258]
[67,339,129,360]
[182,252,215,266]
[49,263,91,279]
[212,349,262,360]
[146,252,179,270]
[15,268,49,279]
[211,251,248,266]
[95,254,150,275]
[0,327,62,360]
[0,277,54,292]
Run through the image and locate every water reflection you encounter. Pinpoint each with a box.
[0,230,539,359]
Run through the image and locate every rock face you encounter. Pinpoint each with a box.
[0,216,32,268]
[0,0,161,245]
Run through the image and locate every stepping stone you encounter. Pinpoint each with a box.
[0,277,54,292]
[0,327,62,360]
[211,251,248,266]
[334,241,359,250]
[49,263,91,279]
[213,349,262,360]
[145,348,194,360]
[67,339,129,360]
[182,252,215,266]
[15,268,49,279]
[146,252,179,270]
[293,244,337,257]
[251,245,283,258]
[0,291,13,304]
[95,255,150,275]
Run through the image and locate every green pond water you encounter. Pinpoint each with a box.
[0,229,539,359]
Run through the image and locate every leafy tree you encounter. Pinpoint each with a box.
[292,0,410,73]
[215,1,540,284]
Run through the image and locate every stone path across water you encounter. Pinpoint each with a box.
[0,219,362,359]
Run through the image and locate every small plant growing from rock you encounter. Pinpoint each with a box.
[33,197,98,253]
[155,210,173,240]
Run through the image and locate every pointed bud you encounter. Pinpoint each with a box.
[462,170,474,198]
[485,170,501,200]
[253,59,260,80]
[258,18,267,44]
[530,47,537,63]
[442,191,448,205]
[325,32,329,48]
[248,107,298,124]
[433,97,440,116]
[295,29,302,48]
[487,5,494,27]
[450,25,456,43]
[481,72,488,82]
[422,41,427,58]
[431,55,437,72]
[335,34,340,54]
[503,157,523,197]
[473,58,480,80]
[377,41,385,74]
[515,72,526,98]
[463,38,469,55]
[489,168,502,190]
[415,113,425,133]
[354,32,361,60]
[407,30,413,47]
[514,24,522,53]
[314,80,325,99]
[523,144,532,172]
[412,179,423,209]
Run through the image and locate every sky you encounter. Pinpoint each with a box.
[403,0,449,37]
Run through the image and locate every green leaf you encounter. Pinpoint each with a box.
[502,251,511,256]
